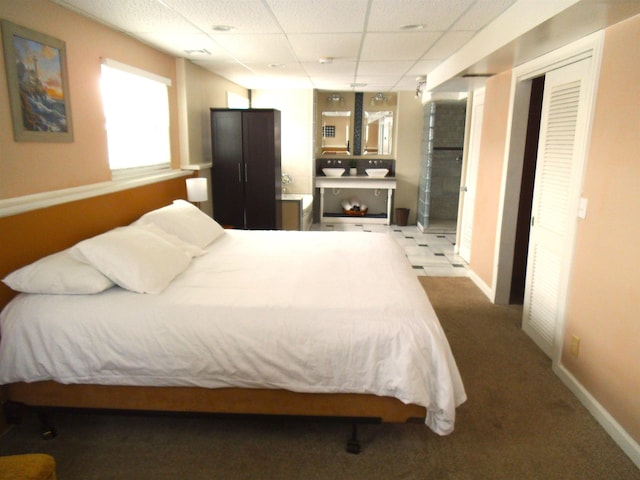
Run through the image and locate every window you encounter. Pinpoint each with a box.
[100,58,171,175]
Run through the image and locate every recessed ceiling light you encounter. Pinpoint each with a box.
[269,63,285,68]
[212,25,236,32]
[318,57,334,64]
[350,83,367,88]
[400,24,424,31]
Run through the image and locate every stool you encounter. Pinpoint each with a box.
[0,454,56,480]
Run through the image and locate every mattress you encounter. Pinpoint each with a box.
[0,229,466,435]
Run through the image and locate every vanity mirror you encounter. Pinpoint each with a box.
[321,111,351,155]
[363,110,393,155]
[316,91,396,158]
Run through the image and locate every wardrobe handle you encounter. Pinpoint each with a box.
[245,164,248,183]
[237,163,242,183]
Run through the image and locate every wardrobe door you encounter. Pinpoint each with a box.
[211,110,245,228]
[242,110,281,230]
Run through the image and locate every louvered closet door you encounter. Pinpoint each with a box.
[522,58,592,357]
[458,87,484,263]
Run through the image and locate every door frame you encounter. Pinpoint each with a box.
[491,31,604,357]
[456,87,485,262]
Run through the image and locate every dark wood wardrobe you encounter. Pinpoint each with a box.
[210,108,282,230]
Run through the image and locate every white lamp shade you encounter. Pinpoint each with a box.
[186,177,208,202]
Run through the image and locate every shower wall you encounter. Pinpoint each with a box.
[417,101,466,228]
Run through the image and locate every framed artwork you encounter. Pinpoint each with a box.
[1,20,73,142]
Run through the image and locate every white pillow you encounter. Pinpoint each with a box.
[134,199,225,249]
[70,226,191,294]
[136,222,207,258]
[3,250,114,295]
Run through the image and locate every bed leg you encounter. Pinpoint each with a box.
[346,423,361,454]
[37,412,57,440]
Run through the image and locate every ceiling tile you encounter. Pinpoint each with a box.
[243,62,307,76]
[367,0,476,31]
[287,34,362,62]
[266,0,369,33]
[301,61,358,76]
[212,34,298,63]
[135,32,231,59]
[360,32,443,61]
[57,0,195,33]
[164,0,282,34]
[357,61,415,76]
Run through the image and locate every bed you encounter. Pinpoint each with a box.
[0,187,466,449]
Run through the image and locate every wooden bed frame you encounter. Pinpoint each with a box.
[0,177,426,448]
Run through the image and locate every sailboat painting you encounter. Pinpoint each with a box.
[2,20,73,142]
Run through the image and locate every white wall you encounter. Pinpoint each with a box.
[251,90,315,194]
[394,91,424,225]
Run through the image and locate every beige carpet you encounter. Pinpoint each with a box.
[0,277,638,479]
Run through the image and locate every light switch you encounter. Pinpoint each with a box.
[578,197,588,219]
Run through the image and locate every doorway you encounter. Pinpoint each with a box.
[493,32,604,359]
[509,76,545,304]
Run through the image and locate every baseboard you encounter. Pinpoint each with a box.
[554,363,640,469]
[467,269,493,301]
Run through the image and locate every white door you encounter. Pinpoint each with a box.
[522,58,594,357]
[458,88,485,262]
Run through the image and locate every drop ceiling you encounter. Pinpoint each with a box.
[51,0,640,92]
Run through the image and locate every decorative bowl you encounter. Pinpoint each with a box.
[343,208,368,216]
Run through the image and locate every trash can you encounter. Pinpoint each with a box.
[395,208,410,226]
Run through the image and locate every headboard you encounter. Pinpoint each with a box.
[0,176,189,311]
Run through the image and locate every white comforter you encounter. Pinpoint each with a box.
[0,230,466,435]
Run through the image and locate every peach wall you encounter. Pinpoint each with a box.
[469,70,512,288]
[0,0,180,198]
[562,14,640,443]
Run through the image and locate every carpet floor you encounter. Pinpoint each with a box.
[0,277,638,479]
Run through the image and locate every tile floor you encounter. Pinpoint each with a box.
[310,220,469,277]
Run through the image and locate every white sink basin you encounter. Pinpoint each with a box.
[322,168,345,177]
[365,168,389,177]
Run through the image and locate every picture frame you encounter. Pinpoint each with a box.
[1,20,73,142]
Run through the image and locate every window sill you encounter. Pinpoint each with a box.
[0,169,190,218]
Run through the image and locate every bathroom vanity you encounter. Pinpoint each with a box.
[315,91,398,225]
[315,169,396,225]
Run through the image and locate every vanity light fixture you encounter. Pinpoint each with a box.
[370,92,388,105]
[326,93,344,105]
